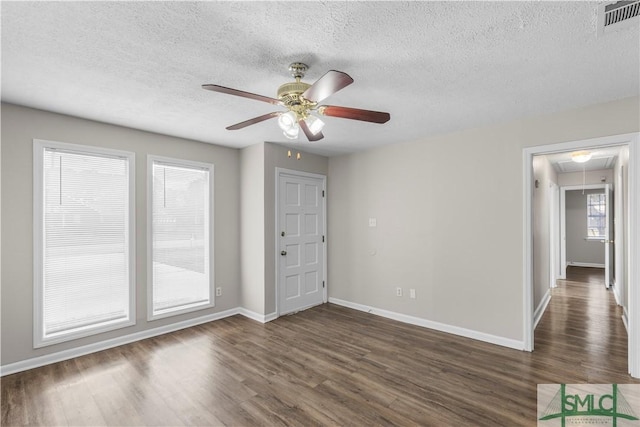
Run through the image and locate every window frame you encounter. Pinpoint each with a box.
[586,192,606,240]
[146,155,215,321]
[33,139,136,348]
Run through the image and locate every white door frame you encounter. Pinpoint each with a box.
[275,168,327,316]
[559,183,608,279]
[614,162,625,307]
[605,184,614,289]
[523,132,640,378]
[549,182,560,288]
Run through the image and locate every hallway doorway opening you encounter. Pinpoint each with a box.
[523,132,640,378]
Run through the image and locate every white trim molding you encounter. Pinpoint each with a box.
[32,139,137,348]
[567,262,606,269]
[146,155,216,322]
[534,289,551,330]
[523,132,640,378]
[329,297,524,351]
[628,135,640,377]
[613,282,622,307]
[274,168,327,316]
[239,308,278,323]
[1,308,241,377]
[1,306,280,377]
[623,307,629,332]
[560,183,609,280]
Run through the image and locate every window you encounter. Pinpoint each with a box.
[34,140,135,347]
[148,156,214,320]
[587,193,606,238]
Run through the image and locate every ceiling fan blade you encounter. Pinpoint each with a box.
[299,119,324,142]
[302,70,354,103]
[202,84,283,106]
[226,112,282,130]
[318,105,390,124]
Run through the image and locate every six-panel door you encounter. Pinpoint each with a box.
[278,173,325,315]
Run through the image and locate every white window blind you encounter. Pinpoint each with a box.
[150,158,212,318]
[35,141,134,346]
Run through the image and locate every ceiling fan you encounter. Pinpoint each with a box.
[202,62,390,142]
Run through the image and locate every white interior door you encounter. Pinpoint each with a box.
[277,171,326,315]
[605,184,614,289]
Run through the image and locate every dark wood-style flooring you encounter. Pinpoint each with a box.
[2,267,637,426]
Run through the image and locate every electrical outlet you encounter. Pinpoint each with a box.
[410,288,416,299]
[396,287,402,297]
[216,287,222,297]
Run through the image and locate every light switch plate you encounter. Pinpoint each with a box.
[369,218,377,227]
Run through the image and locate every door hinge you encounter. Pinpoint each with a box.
[322,190,325,197]
[323,281,325,288]
[322,235,325,242]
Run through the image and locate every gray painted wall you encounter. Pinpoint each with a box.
[1,95,638,367]
[565,189,606,266]
[240,143,265,314]
[239,142,328,316]
[264,142,328,315]
[328,96,639,342]
[1,103,241,365]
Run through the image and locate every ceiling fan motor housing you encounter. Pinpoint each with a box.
[277,62,318,117]
[277,81,315,116]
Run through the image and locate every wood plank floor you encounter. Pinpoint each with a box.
[2,269,637,426]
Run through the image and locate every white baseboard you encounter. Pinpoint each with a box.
[613,282,622,306]
[622,307,629,332]
[239,308,278,323]
[534,289,551,329]
[0,306,281,377]
[567,262,605,268]
[328,297,524,351]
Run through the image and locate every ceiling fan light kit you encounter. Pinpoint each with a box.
[305,115,325,135]
[277,110,324,140]
[202,62,390,142]
[280,113,300,140]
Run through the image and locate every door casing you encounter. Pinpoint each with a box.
[275,168,327,316]
[549,182,560,288]
[523,132,640,378]
[559,183,609,280]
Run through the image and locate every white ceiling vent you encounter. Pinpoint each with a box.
[598,0,640,36]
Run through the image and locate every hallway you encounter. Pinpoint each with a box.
[534,266,630,382]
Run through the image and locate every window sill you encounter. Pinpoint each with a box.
[148,300,215,322]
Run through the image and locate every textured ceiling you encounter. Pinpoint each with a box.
[2,1,639,156]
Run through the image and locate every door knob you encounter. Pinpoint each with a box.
[281,250,287,256]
